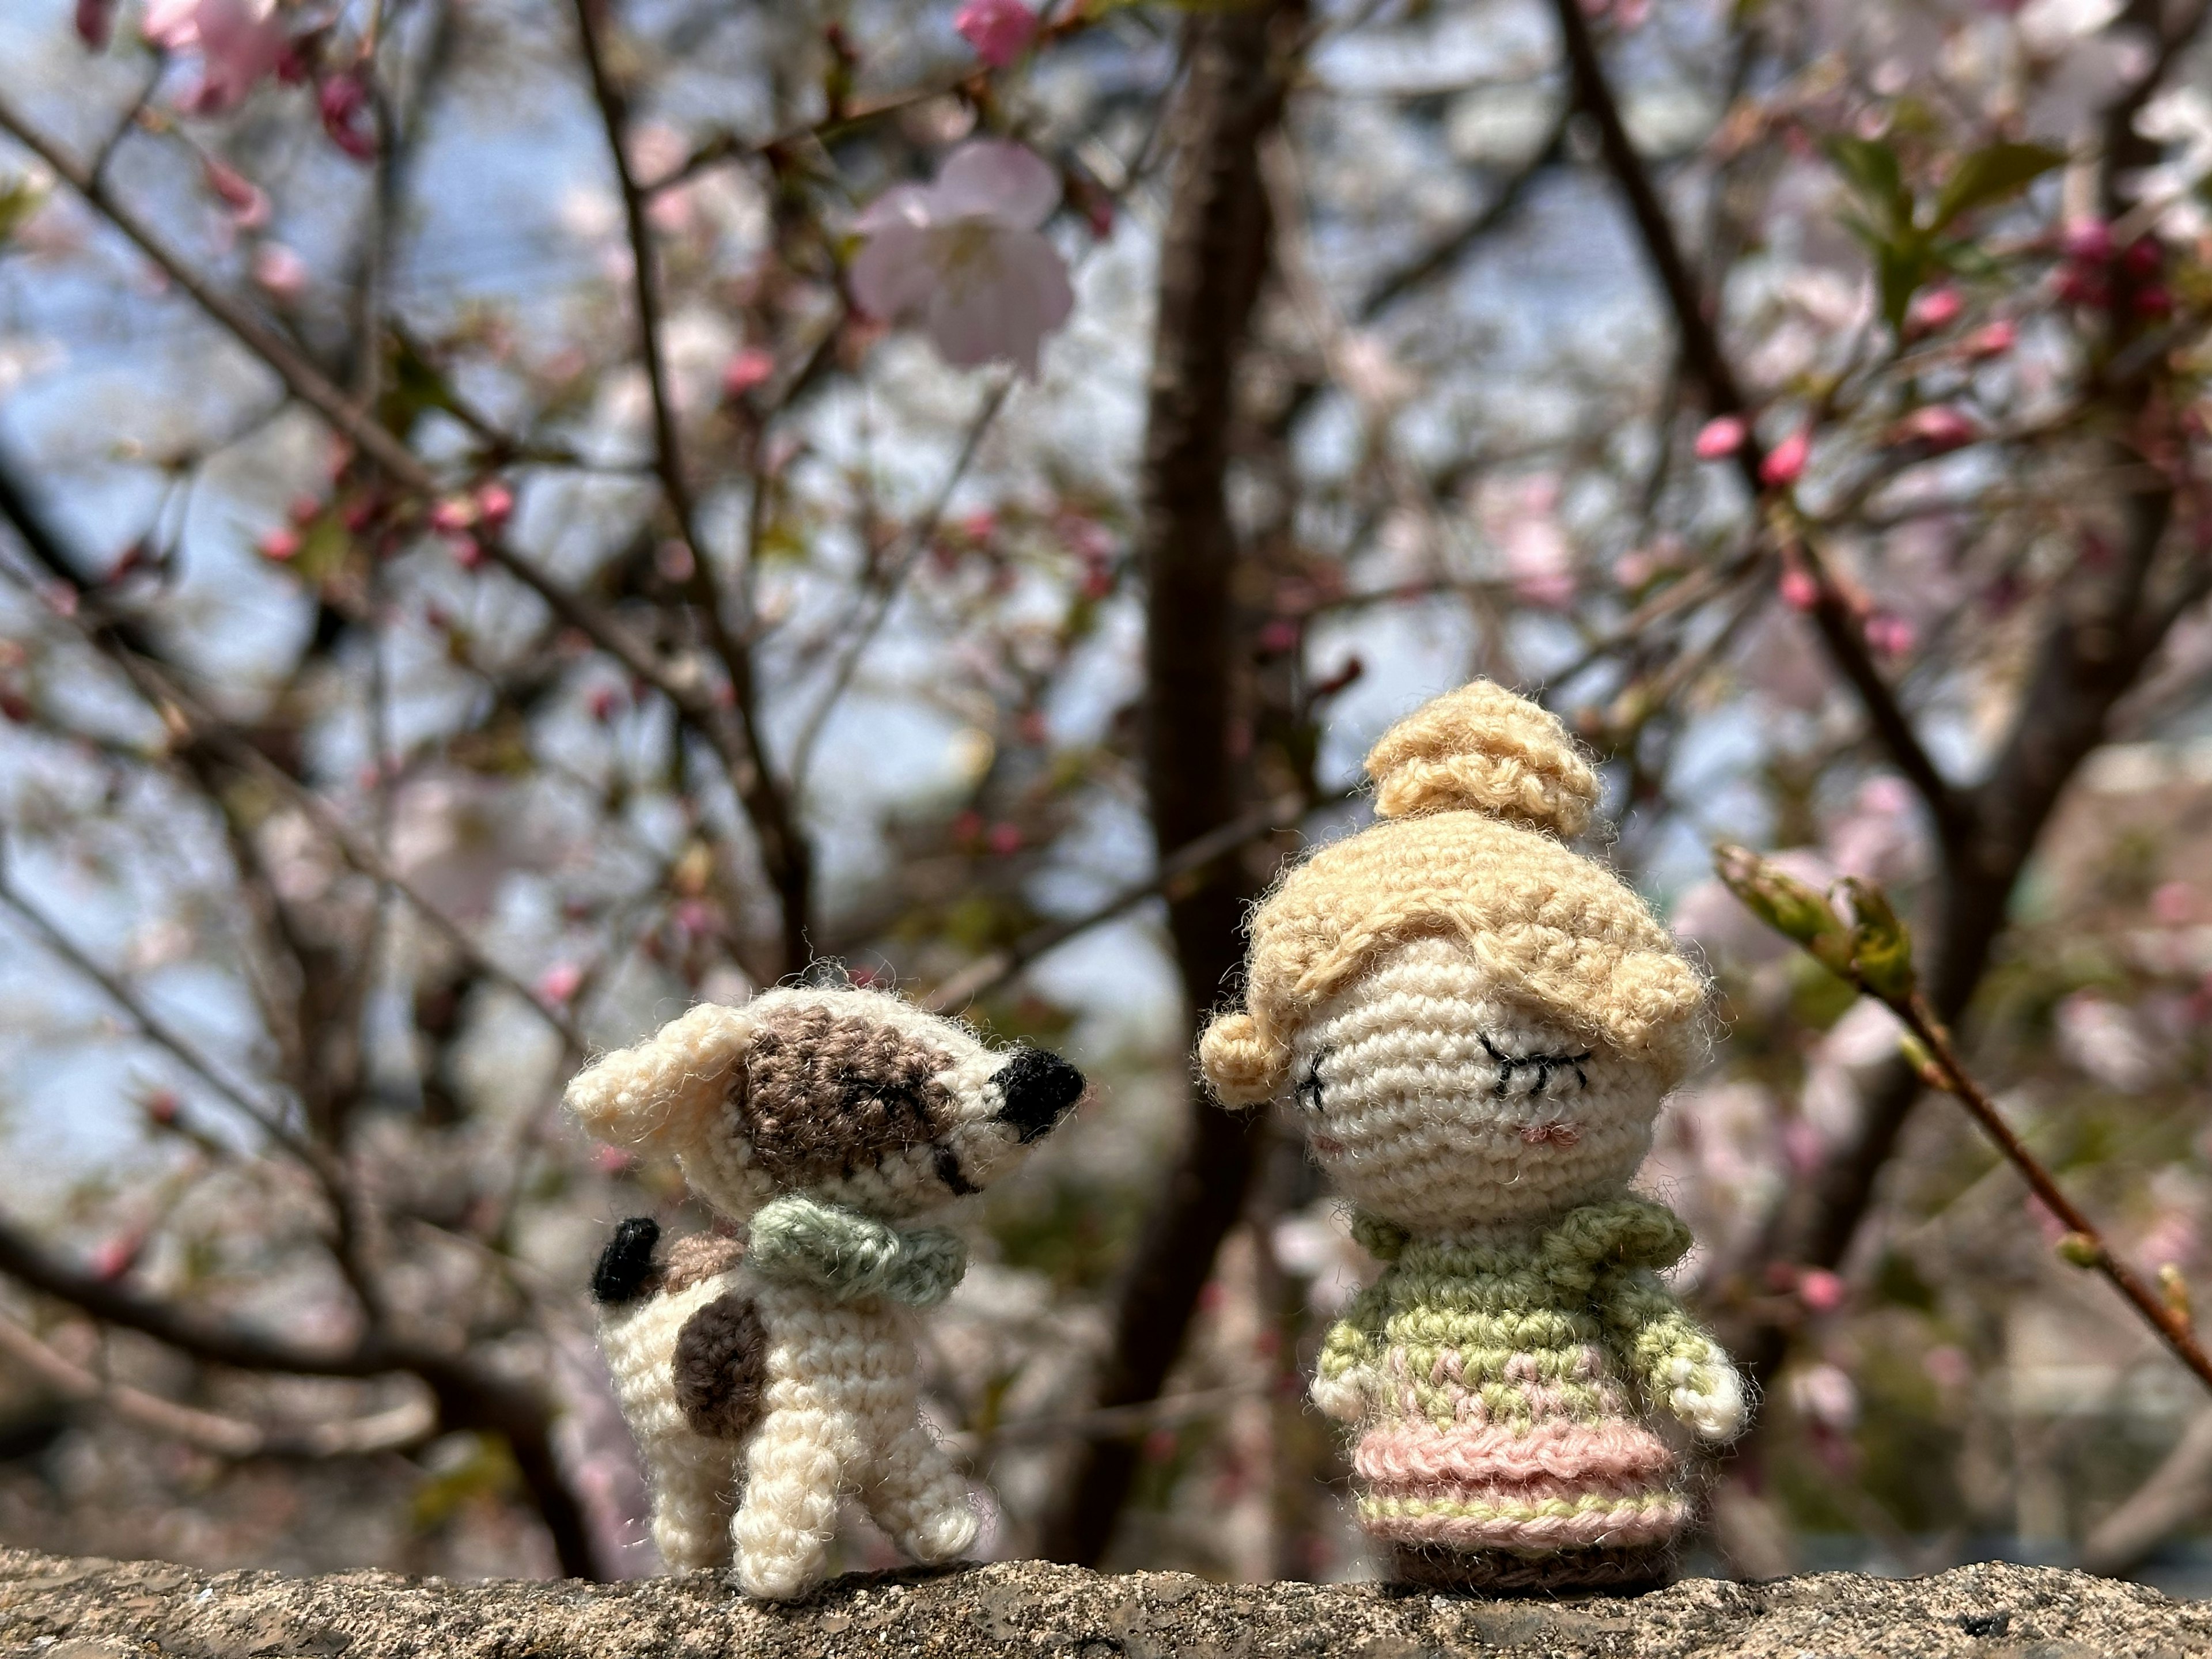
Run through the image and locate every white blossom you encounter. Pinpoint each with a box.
[850,141,1075,378]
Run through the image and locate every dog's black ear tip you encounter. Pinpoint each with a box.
[591,1216,662,1305]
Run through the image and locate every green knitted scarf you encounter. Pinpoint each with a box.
[747,1195,968,1309]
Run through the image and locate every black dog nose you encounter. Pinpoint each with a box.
[992,1048,1085,1143]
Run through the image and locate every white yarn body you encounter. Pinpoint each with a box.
[1289,938,1663,1231]
[599,1266,976,1597]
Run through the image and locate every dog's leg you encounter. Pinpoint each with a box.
[864,1414,978,1565]
[730,1400,849,1598]
[645,1440,740,1571]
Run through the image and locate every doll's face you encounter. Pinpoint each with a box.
[1285,936,1666,1231]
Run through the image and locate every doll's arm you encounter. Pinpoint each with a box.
[1310,1289,1388,1422]
[1601,1268,1747,1442]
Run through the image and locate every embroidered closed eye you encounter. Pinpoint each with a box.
[1296,1049,1332,1114]
[1479,1033,1592,1097]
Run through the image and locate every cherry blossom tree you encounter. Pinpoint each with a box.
[0,0,2206,1586]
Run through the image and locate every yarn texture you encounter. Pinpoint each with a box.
[566,982,1084,1599]
[747,1195,969,1308]
[1202,680,1745,1592]
[1206,681,1705,1109]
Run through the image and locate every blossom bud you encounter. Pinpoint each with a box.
[75,0,113,48]
[1889,405,1976,453]
[2055,1232,2102,1268]
[721,347,774,398]
[1838,876,1916,1002]
[1963,319,2016,358]
[2061,219,2112,263]
[1713,843,1854,976]
[1760,426,1811,487]
[955,0,1039,69]
[251,243,310,302]
[537,962,584,1005]
[1798,1268,1846,1313]
[318,69,377,161]
[1694,414,1746,459]
[1905,285,1961,335]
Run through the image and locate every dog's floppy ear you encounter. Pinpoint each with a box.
[565,1001,755,1154]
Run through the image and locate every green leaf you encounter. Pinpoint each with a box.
[379,332,466,435]
[1839,876,1917,1003]
[1929,141,2065,233]
[1877,241,1930,333]
[1825,136,1910,234]
[0,173,48,243]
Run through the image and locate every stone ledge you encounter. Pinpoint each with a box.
[0,1550,2206,1658]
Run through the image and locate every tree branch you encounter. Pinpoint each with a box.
[0,1309,433,1461]
[569,0,814,972]
[0,91,764,834]
[1543,0,1967,849]
[0,872,309,1161]
[1039,0,1304,1566]
[922,790,1328,1014]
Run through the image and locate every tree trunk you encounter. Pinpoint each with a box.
[1036,0,1302,1566]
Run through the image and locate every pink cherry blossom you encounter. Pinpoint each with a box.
[1694,414,1746,459]
[2152,881,2197,926]
[89,1232,144,1282]
[722,346,775,396]
[145,0,290,115]
[1905,285,1962,333]
[1863,611,1916,657]
[1964,319,2017,357]
[251,241,309,300]
[1798,1268,1847,1313]
[537,961,584,1005]
[1790,1361,1859,1433]
[1485,476,1577,609]
[956,0,1040,69]
[2061,218,2113,262]
[1778,566,1820,611]
[850,140,1075,378]
[1760,425,1811,486]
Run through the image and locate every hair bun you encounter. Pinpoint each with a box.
[1363,680,1599,839]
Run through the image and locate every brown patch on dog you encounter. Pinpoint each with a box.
[672,1290,769,1441]
[739,1002,955,1185]
[661,1233,745,1294]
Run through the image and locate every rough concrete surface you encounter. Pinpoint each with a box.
[0,1550,2207,1658]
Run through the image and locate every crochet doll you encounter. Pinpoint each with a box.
[1200,680,1745,1593]
[564,979,1085,1598]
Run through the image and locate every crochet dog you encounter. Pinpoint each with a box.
[565,980,1085,1597]
[1200,680,1746,1593]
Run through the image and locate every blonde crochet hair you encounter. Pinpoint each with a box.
[1199,680,1706,1105]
